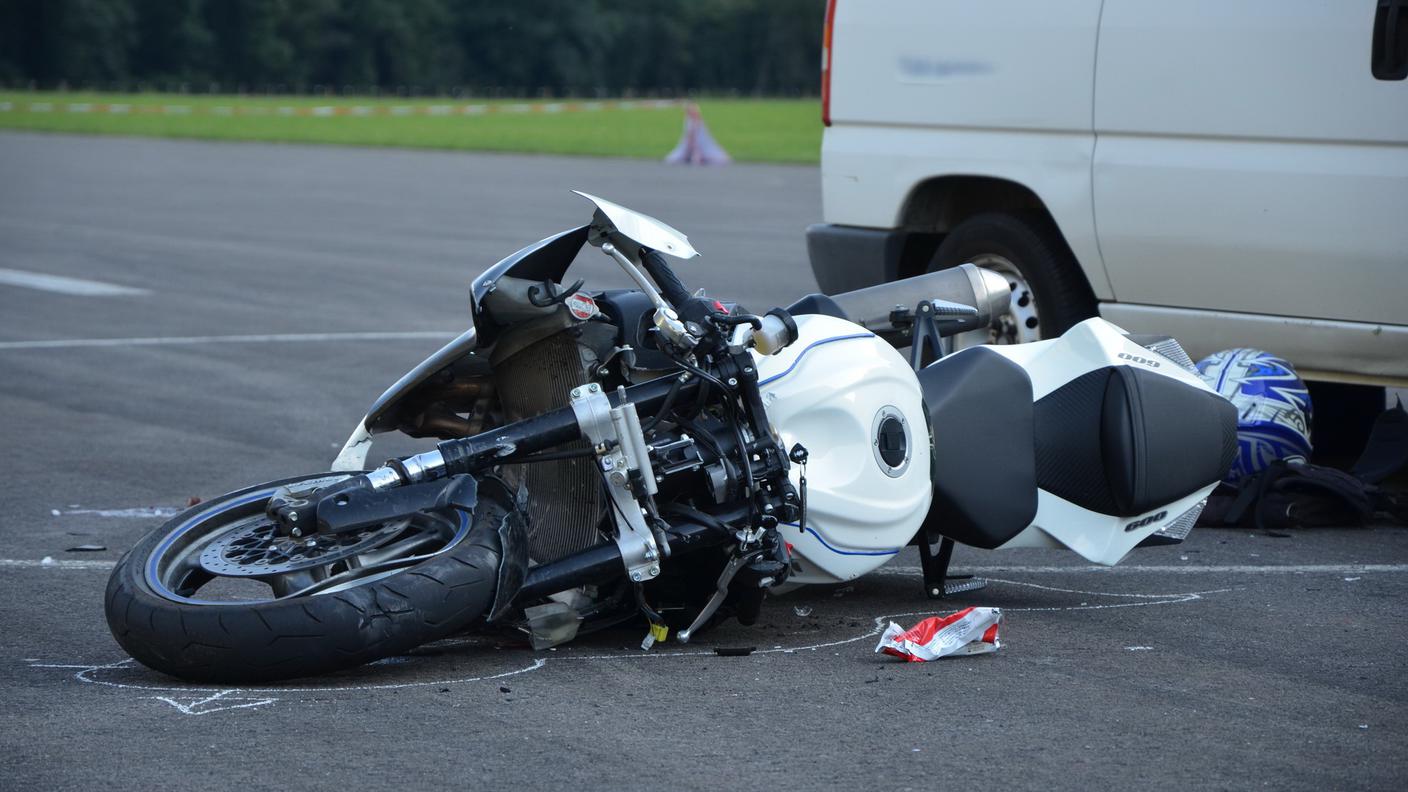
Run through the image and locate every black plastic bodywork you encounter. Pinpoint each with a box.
[593,289,677,372]
[364,225,590,434]
[364,328,481,434]
[470,225,590,343]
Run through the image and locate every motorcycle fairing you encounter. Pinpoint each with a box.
[969,318,1235,564]
[355,195,702,450]
[354,224,589,442]
[470,224,590,344]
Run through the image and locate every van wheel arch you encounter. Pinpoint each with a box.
[895,176,1097,340]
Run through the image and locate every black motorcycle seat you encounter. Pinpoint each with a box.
[917,347,1038,548]
[1030,364,1238,517]
[919,349,1238,547]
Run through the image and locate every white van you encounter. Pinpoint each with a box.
[809,0,1408,387]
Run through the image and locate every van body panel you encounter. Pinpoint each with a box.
[815,0,1408,383]
[1093,0,1408,325]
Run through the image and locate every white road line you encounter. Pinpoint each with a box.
[1,559,115,569]
[0,268,150,297]
[3,558,1404,574]
[60,507,181,518]
[878,563,1408,575]
[0,330,457,351]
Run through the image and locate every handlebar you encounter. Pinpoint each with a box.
[640,248,693,309]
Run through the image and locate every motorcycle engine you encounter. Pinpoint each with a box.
[479,282,729,565]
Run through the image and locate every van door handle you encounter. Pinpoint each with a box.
[1373,0,1408,80]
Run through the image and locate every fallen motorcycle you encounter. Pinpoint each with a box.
[105,193,1237,682]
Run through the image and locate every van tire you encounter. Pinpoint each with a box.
[929,212,1097,341]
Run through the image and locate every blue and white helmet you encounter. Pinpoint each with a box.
[1195,348,1313,482]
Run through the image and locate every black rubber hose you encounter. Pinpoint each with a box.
[641,373,687,433]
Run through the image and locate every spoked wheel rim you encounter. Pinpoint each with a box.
[954,254,1041,349]
[144,474,471,606]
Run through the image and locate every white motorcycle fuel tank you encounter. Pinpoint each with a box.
[753,314,933,584]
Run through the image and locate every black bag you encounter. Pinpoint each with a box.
[1199,401,1408,530]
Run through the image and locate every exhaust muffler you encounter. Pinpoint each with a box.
[830,263,1012,335]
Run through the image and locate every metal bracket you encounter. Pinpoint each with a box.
[569,382,661,583]
[908,299,982,370]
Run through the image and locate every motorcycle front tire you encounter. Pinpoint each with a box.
[104,472,511,683]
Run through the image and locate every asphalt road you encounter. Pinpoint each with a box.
[1,132,1404,791]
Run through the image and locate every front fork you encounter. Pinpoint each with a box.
[269,372,699,538]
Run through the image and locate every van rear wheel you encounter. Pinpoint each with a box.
[928,212,1096,344]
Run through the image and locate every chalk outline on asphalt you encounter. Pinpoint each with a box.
[18,562,1404,715]
[25,577,1229,715]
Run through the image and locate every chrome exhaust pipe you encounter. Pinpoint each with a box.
[830,263,1012,333]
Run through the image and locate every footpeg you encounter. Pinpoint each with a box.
[917,535,986,600]
[937,576,988,599]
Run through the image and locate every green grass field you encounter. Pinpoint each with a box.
[0,92,822,164]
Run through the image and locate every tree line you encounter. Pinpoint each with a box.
[0,0,825,97]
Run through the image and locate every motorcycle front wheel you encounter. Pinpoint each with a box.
[105,472,512,683]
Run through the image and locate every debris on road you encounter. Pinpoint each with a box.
[715,646,757,657]
[875,607,1002,662]
[793,606,813,617]
[65,544,106,552]
[640,622,668,651]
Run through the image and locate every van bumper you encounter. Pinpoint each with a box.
[806,224,911,294]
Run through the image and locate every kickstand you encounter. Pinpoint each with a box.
[916,536,987,600]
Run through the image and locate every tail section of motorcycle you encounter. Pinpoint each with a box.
[826,267,1237,565]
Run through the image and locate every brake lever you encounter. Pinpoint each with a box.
[599,241,697,350]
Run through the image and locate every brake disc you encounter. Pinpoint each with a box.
[198,516,408,577]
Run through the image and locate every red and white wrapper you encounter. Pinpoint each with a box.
[874,607,1003,662]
